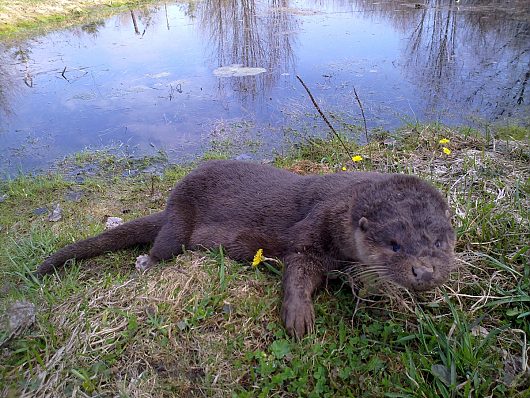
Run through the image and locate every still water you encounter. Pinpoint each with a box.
[1,0,529,175]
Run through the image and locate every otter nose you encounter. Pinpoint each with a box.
[412,264,434,282]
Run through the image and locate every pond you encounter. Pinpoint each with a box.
[1,0,529,176]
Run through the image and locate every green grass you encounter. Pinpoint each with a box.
[0,123,529,397]
[0,0,161,38]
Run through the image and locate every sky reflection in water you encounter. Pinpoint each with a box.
[0,0,528,175]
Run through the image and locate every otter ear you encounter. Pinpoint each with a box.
[358,217,369,232]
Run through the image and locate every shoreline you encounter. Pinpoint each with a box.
[1,121,528,180]
[0,0,159,37]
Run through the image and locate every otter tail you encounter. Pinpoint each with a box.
[36,211,166,275]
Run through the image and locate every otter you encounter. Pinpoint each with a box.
[36,160,456,337]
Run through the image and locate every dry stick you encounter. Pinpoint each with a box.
[296,75,354,159]
[353,87,369,144]
[353,86,372,158]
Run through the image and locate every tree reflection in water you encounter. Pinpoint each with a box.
[349,0,529,119]
[198,0,297,103]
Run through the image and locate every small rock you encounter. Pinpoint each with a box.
[48,203,62,222]
[0,194,8,202]
[33,207,48,216]
[176,320,188,331]
[64,190,84,202]
[135,254,152,272]
[105,216,124,229]
[222,303,234,314]
[0,301,36,347]
[471,325,488,337]
[8,301,36,331]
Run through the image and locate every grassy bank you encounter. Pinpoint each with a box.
[0,124,529,397]
[0,0,158,37]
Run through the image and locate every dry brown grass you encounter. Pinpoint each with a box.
[0,0,106,24]
[15,252,280,397]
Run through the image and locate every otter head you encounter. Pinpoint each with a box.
[352,175,456,291]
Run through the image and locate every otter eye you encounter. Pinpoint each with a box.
[435,240,441,248]
[391,242,401,252]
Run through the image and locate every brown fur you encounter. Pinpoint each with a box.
[36,160,456,337]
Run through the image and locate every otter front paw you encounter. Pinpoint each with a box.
[135,254,155,272]
[281,296,315,338]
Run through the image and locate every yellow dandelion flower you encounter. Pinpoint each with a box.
[341,166,347,171]
[442,147,451,155]
[352,155,363,162]
[252,249,264,267]
[439,138,450,144]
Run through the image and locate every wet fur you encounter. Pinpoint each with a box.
[36,160,456,337]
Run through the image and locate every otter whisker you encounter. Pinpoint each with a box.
[343,263,388,272]
[349,270,387,279]
[338,258,387,266]
[346,267,389,278]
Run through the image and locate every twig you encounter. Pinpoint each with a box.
[61,66,69,82]
[353,86,372,159]
[353,87,369,144]
[296,75,353,159]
